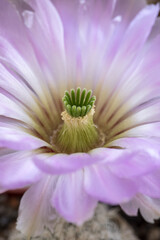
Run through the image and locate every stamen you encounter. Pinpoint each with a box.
[62,88,96,118]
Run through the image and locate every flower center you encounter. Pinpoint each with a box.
[53,88,100,153]
[63,88,96,117]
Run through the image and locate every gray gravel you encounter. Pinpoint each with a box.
[9,204,138,240]
[1,193,160,240]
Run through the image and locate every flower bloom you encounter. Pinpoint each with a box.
[1,0,160,237]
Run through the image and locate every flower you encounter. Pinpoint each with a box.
[1,0,160,237]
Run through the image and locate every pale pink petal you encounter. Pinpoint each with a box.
[84,165,137,204]
[17,176,58,238]
[23,0,66,87]
[0,151,42,191]
[120,197,139,216]
[0,93,30,121]
[0,36,43,95]
[0,147,16,193]
[33,148,125,174]
[0,62,40,111]
[33,149,106,174]
[108,4,159,81]
[108,138,160,178]
[95,4,159,127]
[114,0,146,24]
[121,194,160,223]
[148,18,160,40]
[118,4,159,56]
[51,170,97,225]
[0,0,46,96]
[118,123,160,139]
[139,169,160,198]
[108,150,158,178]
[25,0,64,54]
[0,1,67,124]
[0,0,31,55]
[110,137,160,151]
[0,147,14,156]
[0,126,48,150]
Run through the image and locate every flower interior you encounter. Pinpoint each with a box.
[63,88,96,118]
[52,88,100,153]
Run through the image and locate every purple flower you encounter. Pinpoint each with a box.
[0,0,160,237]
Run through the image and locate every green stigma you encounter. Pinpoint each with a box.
[63,88,96,118]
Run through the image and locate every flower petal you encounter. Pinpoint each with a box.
[33,148,124,174]
[121,194,160,223]
[0,151,42,191]
[110,137,160,151]
[0,1,47,98]
[107,3,159,93]
[114,0,146,24]
[0,0,30,53]
[108,138,160,178]
[148,18,160,40]
[25,0,64,53]
[95,4,159,128]
[23,0,66,86]
[51,170,97,224]
[139,169,160,198]
[17,176,58,238]
[117,4,159,59]
[84,165,137,204]
[0,126,48,150]
[108,151,158,178]
[0,93,30,121]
